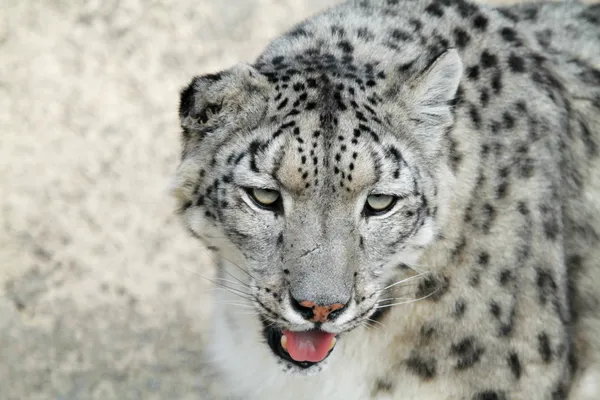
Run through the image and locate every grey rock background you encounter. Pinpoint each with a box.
[0,0,574,399]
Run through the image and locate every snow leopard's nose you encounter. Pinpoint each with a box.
[289,295,347,323]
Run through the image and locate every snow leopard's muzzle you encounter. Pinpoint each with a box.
[260,291,349,370]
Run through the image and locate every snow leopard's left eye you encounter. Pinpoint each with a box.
[246,188,282,211]
[364,194,397,216]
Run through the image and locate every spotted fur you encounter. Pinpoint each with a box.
[172,1,600,399]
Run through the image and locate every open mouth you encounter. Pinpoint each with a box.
[264,326,337,369]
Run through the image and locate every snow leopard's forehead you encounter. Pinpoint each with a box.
[246,52,421,199]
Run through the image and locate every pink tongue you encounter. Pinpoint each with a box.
[283,330,336,363]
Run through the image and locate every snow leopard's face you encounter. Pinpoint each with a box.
[173,50,461,373]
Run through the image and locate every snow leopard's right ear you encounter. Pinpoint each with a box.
[173,64,270,211]
[178,63,270,146]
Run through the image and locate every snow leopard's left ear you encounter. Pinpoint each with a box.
[384,49,463,127]
[409,49,462,125]
[382,49,462,161]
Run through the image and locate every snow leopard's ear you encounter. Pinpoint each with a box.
[173,64,270,211]
[384,49,462,127]
[382,49,462,161]
[178,63,270,144]
[409,48,462,125]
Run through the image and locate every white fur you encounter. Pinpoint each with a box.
[569,369,600,400]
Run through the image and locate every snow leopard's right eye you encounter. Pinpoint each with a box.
[246,188,282,211]
[364,194,397,216]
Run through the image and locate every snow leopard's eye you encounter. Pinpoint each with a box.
[364,194,397,216]
[247,188,282,210]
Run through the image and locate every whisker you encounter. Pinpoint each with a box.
[378,272,429,292]
[376,283,420,299]
[400,262,428,274]
[377,298,395,302]
[262,320,278,330]
[195,243,254,280]
[215,301,255,309]
[178,267,253,298]
[367,318,387,329]
[212,287,254,301]
[213,277,250,289]
[230,311,262,316]
[362,320,382,333]
[375,287,441,309]
[219,255,253,279]
[221,268,250,287]
[377,297,414,303]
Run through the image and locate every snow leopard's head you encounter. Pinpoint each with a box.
[172,49,461,373]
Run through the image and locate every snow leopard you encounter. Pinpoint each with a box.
[171,0,600,398]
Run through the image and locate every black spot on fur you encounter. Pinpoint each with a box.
[357,27,375,41]
[454,0,479,18]
[500,305,516,336]
[419,324,436,345]
[517,201,529,215]
[473,391,507,400]
[337,40,354,53]
[473,14,489,31]
[469,273,480,287]
[500,27,519,43]
[499,269,513,286]
[492,70,503,94]
[372,379,393,395]
[454,299,467,318]
[536,268,558,305]
[451,337,485,370]
[277,98,289,110]
[508,53,526,73]
[467,65,480,81]
[425,3,444,17]
[489,301,501,318]
[580,4,600,24]
[469,106,482,129]
[391,29,412,41]
[416,275,450,301]
[538,332,553,363]
[540,204,560,240]
[498,8,519,22]
[481,50,498,68]
[552,384,568,400]
[406,352,437,379]
[448,135,463,172]
[480,89,490,106]
[475,251,489,267]
[409,18,423,31]
[508,352,522,379]
[453,28,471,48]
[482,203,496,233]
[521,5,539,20]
